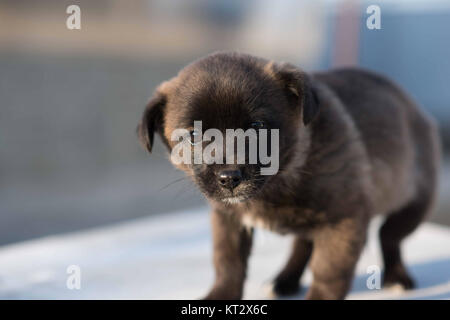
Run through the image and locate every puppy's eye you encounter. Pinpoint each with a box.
[250,121,265,129]
[188,129,201,145]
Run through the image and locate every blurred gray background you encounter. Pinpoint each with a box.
[0,0,449,245]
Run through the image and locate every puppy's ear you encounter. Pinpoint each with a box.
[266,62,320,126]
[302,76,320,126]
[137,90,166,153]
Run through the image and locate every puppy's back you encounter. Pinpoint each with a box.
[314,68,440,215]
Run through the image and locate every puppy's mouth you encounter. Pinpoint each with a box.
[216,179,267,204]
[221,196,248,204]
[200,182,263,204]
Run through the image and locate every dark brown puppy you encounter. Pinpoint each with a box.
[138,52,441,299]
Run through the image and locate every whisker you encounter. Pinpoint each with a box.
[159,176,188,191]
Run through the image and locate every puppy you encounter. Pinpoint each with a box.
[138,52,441,299]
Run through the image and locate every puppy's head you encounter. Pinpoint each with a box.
[138,52,319,204]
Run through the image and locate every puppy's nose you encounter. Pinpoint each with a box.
[218,170,242,190]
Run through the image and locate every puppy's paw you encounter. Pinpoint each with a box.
[383,265,415,290]
[267,277,301,297]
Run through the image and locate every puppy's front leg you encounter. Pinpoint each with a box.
[203,209,253,300]
[306,218,367,300]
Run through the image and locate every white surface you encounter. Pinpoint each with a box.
[0,208,449,299]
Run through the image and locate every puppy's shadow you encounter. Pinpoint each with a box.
[351,257,450,298]
[272,258,450,300]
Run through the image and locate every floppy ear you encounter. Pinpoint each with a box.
[302,76,320,126]
[267,62,320,126]
[137,91,166,153]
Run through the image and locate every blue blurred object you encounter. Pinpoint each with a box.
[359,10,450,122]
